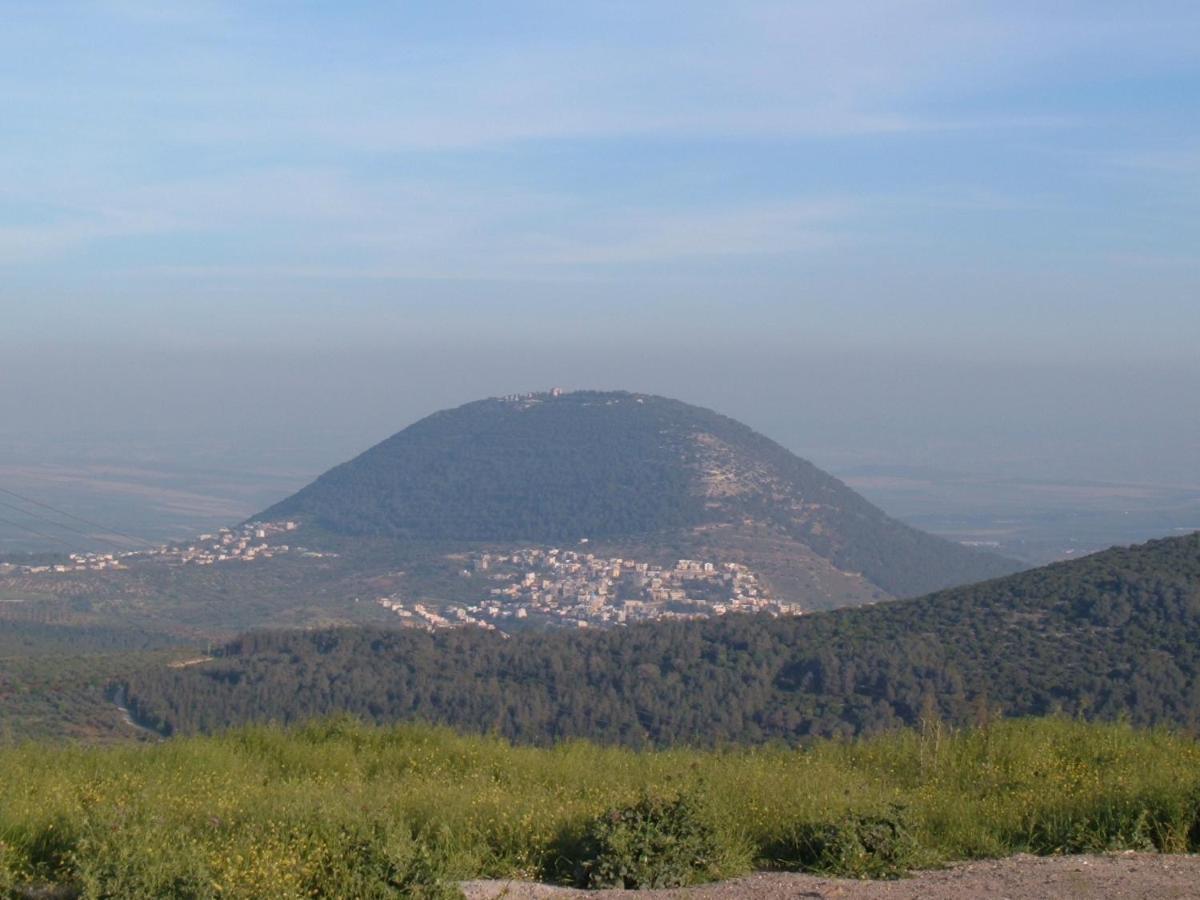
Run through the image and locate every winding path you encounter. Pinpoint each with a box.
[111,685,162,741]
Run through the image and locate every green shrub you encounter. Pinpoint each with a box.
[567,790,725,889]
[1,815,78,888]
[297,821,463,899]
[772,805,920,879]
[1018,793,1197,855]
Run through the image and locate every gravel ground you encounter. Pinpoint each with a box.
[461,853,1200,899]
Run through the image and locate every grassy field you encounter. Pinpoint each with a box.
[1,717,1199,897]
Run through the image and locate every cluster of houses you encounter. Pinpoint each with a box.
[159,520,302,566]
[377,547,804,633]
[0,550,131,575]
[0,520,310,576]
[497,388,566,403]
[377,598,502,632]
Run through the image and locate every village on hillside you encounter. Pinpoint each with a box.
[0,520,329,576]
[377,546,804,633]
[0,517,802,636]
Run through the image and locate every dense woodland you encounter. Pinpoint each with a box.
[263,393,703,542]
[261,391,1015,597]
[0,617,180,657]
[124,533,1200,745]
[0,611,186,742]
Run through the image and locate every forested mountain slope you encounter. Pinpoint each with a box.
[123,533,1200,745]
[259,390,1017,600]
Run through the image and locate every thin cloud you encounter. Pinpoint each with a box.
[0,208,173,265]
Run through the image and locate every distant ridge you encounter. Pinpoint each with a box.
[260,390,1019,602]
[123,532,1200,744]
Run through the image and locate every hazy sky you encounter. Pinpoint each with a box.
[2,2,1198,492]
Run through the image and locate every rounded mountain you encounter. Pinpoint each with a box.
[259,391,1020,602]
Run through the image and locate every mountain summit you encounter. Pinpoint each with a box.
[260,391,1019,605]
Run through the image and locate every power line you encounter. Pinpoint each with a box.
[0,512,78,550]
[0,485,154,548]
[0,497,135,552]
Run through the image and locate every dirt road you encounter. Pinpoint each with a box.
[462,852,1200,899]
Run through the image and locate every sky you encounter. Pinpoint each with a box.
[1,1,1198,512]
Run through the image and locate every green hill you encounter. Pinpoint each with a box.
[259,390,1017,600]
[123,532,1200,745]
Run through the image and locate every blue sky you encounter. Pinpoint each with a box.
[3,1,1198,358]
[1,2,1198,491]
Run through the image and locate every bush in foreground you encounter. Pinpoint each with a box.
[768,804,922,879]
[566,790,739,889]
